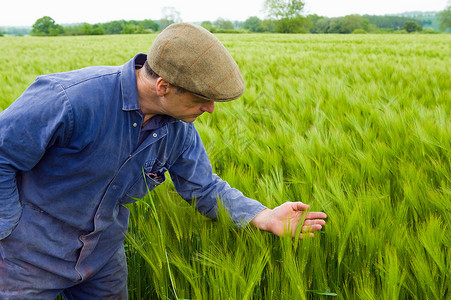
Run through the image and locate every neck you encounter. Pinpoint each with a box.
[135,68,159,122]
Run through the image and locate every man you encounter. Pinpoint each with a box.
[0,23,327,299]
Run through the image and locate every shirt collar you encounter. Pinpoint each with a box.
[139,113,179,131]
[121,53,146,111]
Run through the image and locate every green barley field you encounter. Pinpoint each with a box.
[1,33,450,299]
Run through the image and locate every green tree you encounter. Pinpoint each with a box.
[366,23,379,33]
[102,21,124,34]
[403,21,422,32]
[141,19,159,32]
[121,24,145,34]
[312,18,330,33]
[81,23,94,35]
[439,4,451,31]
[64,23,105,36]
[243,16,264,32]
[214,18,234,30]
[90,24,105,35]
[340,15,364,33]
[328,17,344,33]
[264,0,305,20]
[31,16,64,36]
[276,16,309,33]
[261,19,276,32]
[364,15,416,30]
[264,0,307,33]
[306,14,323,33]
[200,21,216,33]
[233,21,244,29]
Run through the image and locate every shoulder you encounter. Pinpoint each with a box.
[41,65,122,90]
[32,65,125,113]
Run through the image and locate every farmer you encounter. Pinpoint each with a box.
[0,23,327,299]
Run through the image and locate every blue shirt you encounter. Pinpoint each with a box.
[0,54,266,281]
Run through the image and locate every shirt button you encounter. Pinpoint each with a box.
[133,123,138,127]
[153,133,157,138]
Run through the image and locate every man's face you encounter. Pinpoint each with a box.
[160,90,215,123]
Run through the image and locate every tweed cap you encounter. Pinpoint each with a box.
[148,23,244,102]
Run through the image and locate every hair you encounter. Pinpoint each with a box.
[143,60,187,95]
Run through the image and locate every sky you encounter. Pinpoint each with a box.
[0,0,448,27]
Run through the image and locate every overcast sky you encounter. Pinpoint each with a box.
[0,0,448,27]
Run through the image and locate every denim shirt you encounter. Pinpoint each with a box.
[0,54,266,281]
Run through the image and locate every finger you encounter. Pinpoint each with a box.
[291,202,310,211]
[304,212,327,220]
[303,219,326,226]
[302,224,323,232]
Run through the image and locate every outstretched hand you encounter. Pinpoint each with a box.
[251,202,327,238]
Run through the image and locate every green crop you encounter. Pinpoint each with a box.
[1,33,450,299]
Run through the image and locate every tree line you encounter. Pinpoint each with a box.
[2,0,450,36]
[25,17,159,36]
[240,14,427,34]
[26,14,447,37]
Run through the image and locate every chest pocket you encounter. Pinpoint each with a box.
[120,159,167,204]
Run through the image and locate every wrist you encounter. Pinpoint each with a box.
[250,208,272,232]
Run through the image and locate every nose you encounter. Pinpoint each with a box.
[201,101,215,114]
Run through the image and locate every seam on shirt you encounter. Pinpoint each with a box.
[56,70,121,90]
[53,79,75,146]
[35,77,75,147]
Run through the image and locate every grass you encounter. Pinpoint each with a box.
[1,33,450,299]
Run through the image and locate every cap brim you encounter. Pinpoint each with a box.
[190,91,239,102]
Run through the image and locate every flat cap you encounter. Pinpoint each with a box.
[148,23,244,101]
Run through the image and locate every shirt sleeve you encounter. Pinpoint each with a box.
[0,76,73,239]
[168,124,266,227]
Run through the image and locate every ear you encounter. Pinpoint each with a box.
[155,77,171,97]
